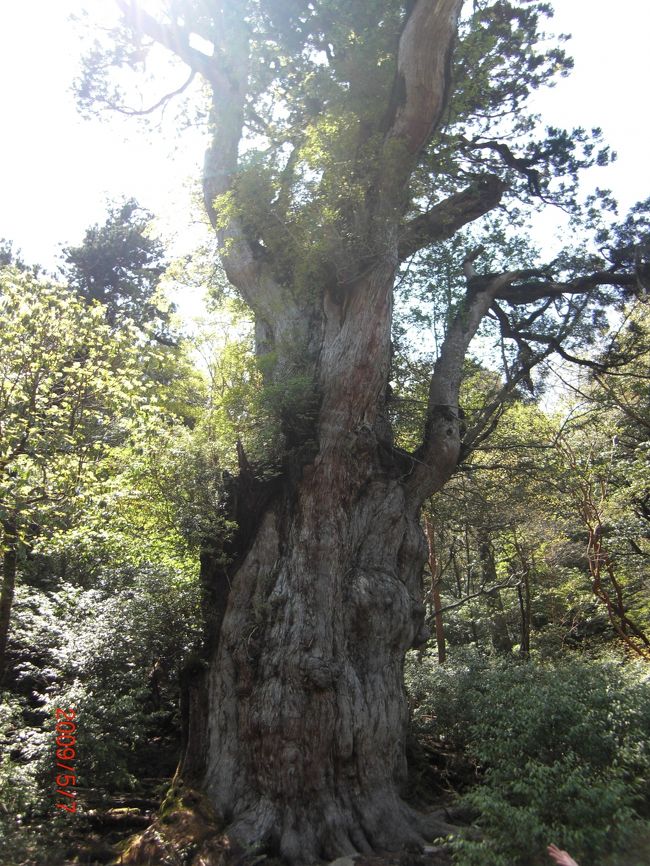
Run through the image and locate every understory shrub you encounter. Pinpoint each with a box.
[405,649,650,866]
[2,566,201,825]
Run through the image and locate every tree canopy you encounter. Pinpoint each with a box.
[78,0,648,480]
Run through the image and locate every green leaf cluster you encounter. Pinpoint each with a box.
[405,650,650,866]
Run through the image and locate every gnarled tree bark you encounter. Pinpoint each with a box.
[124,3,470,860]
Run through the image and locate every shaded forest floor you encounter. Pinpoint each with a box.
[7,740,466,866]
[5,726,650,866]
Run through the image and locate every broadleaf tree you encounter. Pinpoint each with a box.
[0,267,150,685]
[78,1,649,862]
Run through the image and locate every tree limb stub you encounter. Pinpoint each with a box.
[398,176,505,262]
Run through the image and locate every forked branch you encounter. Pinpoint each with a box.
[407,254,638,500]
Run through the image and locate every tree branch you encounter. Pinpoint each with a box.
[113,0,308,361]
[406,256,584,499]
[115,0,227,88]
[108,69,196,116]
[460,344,555,460]
[514,330,607,372]
[437,577,522,615]
[458,136,545,197]
[398,176,505,262]
[385,0,464,155]
[495,271,637,305]
[407,278,501,501]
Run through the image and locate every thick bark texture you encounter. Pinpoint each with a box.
[205,457,430,861]
[198,268,457,863]
[387,0,464,156]
[178,2,463,859]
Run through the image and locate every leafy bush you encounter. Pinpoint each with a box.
[4,566,201,818]
[405,650,650,866]
[48,567,201,789]
[0,694,71,866]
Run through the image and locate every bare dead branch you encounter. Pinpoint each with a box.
[108,69,196,116]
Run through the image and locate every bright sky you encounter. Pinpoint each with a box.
[0,0,648,318]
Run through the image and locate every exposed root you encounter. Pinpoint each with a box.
[112,784,463,866]
[113,781,233,866]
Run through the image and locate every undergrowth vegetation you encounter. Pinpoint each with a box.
[406,650,650,866]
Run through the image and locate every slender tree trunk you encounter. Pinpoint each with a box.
[517,576,531,658]
[430,579,447,665]
[512,536,531,658]
[0,517,18,686]
[424,517,446,664]
[478,535,512,655]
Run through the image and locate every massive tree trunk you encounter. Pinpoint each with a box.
[123,1,490,858]
[103,3,645,856]
[205,449,429,860]
[196,254,463,860]
[193,147,473,858]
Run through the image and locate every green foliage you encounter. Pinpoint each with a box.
[0,693,70,866]
[0,267,150,547]
[405,651,650,866]
[11,3,650,862]
[77,0,611,302]
[4,568,200,801]
[411,301,650,663]
[116,420,235,557]
[0,253,207,856]
[61,197,173,337]
[190,306,318,466]
[0,694,51,816]
[196,323,283,467]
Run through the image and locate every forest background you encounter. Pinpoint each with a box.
[0,2,649,866]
